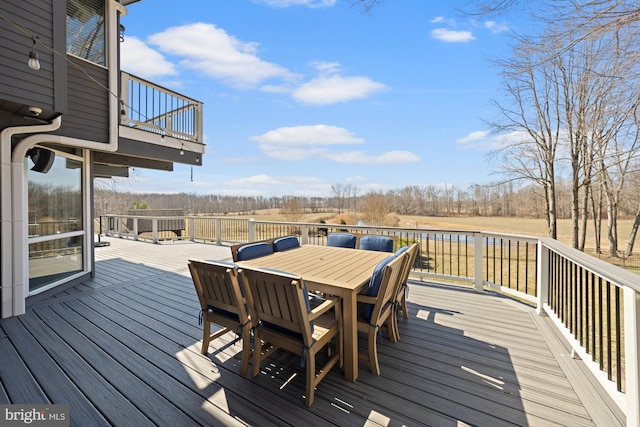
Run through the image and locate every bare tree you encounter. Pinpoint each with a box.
[488,38,563,238]
[330,183,352,214]
[359,192,391,226]
[281,197,305,222]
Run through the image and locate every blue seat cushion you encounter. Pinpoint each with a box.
[327,233,356,248]
[363,256,395,321]
[206,305,240,322]
[360,235,394,252]
[273,236,300,252]
[236,242,273,261]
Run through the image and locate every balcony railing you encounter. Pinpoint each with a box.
[99,214,640,425]
[119,72,203,143]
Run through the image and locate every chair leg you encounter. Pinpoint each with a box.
[305,351,315,407]
[251,335,263,377]
[239,327,252,376]
[389,309,400,343]
[368,327,380,375]
[401,286,409,319]
[201,321,211,354]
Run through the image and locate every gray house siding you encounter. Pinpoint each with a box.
[0,0,56,114]
[54,56,109,142]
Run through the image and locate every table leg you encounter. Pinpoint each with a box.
[342,291,359,382]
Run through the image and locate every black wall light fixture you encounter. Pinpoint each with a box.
[27,147,55,173]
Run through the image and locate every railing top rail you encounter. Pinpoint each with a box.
[540,236,640,292]
[122,71,202,105]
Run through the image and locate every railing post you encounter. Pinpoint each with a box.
[536,241,550,315]
[133,218,139,241]
[189,218,195,242]
[215,218,222,244]
[625,287,640,427]
[473,232,484,292]
[248,219,256,242]
[300,225,309,245]
[117,215,123,238]
[152,218,158,244]
[120,72,129,124]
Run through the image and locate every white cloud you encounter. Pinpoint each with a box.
[431,28,475,43]
[147,23,298,89]
[311,60,342,75]
[293,75,386,105]
[430,16,456,25]
[250,125,420,163]
[485,21,509,33]
[251,124,364,146]
[456,130,518,151]
[457,130,490,144]
[254,0,336,7]
[251,125,363,160]
[121,37,177,79]
[226,174,328,196]
[324,150,420,164]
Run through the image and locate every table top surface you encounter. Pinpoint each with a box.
[236,245,392,291]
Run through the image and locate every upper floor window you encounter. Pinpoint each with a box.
[67,0,105,66]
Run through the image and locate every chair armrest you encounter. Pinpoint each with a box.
[356,294,377,305]
[309,296,339,320]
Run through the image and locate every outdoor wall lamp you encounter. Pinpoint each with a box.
[28,37,40,70]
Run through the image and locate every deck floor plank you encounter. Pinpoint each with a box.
[0,237,624,426]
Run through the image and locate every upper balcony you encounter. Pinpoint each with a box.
[118,71,204,155]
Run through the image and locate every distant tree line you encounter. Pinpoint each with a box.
[94,178,640,221]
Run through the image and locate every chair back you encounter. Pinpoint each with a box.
[396,243,419,288]
[363,253,406,322]
[188,260,249,326]
[327,232,356,248]
[236,241,274,261]
[359,235,394,252]
[240,267,313,346]
[273,235,300,252]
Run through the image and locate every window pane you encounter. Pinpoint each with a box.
[67,0,105,65]
[28,155,83,237]
[29,236,84,292]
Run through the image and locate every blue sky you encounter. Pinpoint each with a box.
[117,0,523,196]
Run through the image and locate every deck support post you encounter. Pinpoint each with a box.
[536,241,549,315]
[473,232,484,292]
[215,218,222,244]
[152,218,158,244]
[248,219,256,242]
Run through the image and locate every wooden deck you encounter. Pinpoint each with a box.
[0,237,625,426]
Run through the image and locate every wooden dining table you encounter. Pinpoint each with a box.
[236,244,392,382]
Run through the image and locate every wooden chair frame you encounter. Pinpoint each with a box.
[390,243,419,341]
[239,266,343,407]
[356,253,407,375]
[188,260,253,376]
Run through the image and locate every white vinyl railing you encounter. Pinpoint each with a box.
[99,214,640,425]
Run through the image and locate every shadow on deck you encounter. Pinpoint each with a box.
[0,238,625,426]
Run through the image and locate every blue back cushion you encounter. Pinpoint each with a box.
[395,245,409,257]
[327,233,356,248]
[364,256,395,321]
[359,235,394,253]
[273,236,300,252]
[236,242,273,261]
